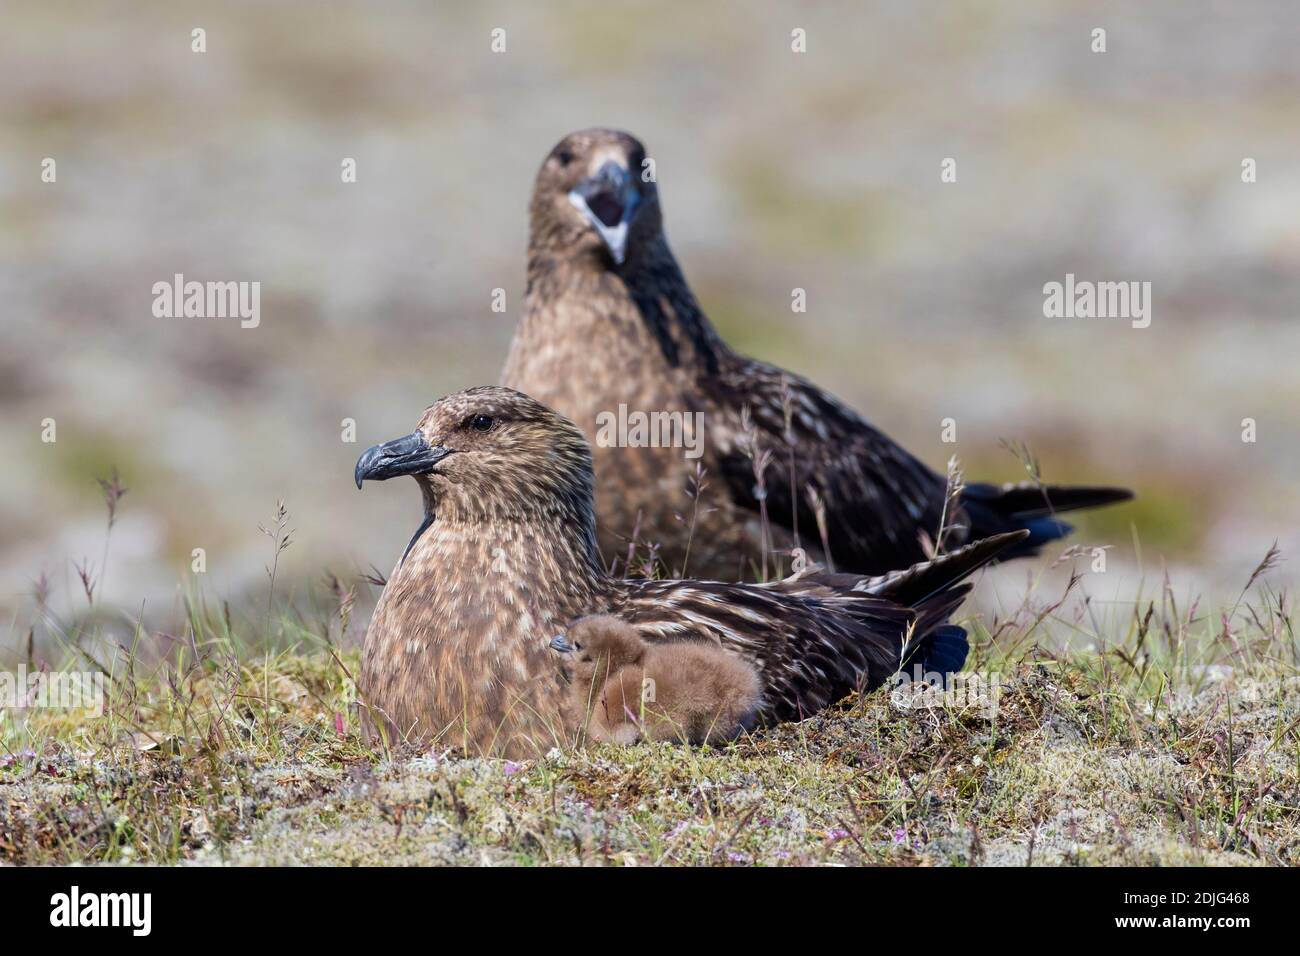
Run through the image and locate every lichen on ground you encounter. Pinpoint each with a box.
[3,641,1296,866]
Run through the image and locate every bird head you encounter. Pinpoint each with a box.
[529,128,662,268]
[354,386,595,521]
[549,614,646,681]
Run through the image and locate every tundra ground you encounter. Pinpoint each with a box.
[3,565,1295,866]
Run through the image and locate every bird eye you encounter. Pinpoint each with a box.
[555,149,574,167]
[468,415,494,432]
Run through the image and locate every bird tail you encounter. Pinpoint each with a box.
[797,531,1028,687]
[860,531,1030,683]
[895,568,980,677]
[961,482,1133,558]
[852,529,1031,606]
[901,624,969,679]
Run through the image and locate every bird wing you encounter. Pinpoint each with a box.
[610,577,914,722]
[706,354,951,573]
[809,529,1031,605]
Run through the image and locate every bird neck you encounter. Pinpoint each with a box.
[396,503,608,609]
[522,235,727,378]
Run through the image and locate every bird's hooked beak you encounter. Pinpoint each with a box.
[549,634,573,653]
[354,431,452,489]
[569,159,641,265]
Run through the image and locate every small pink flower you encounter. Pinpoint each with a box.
[503,761,522,776]
[893,828,907,844]
[1,749,37,768]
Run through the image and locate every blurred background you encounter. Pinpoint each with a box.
[3,0,1298,647]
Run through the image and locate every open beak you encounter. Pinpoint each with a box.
[569,159,641,265]
[549,634,573,653]
[354,432,451,488]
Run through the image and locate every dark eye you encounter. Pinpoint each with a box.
[555,149,574,167]
[469,415,494,432]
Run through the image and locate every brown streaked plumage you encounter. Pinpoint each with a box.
[501,128,1133,580]
[551,614,762,746]
[355,385,1027,758]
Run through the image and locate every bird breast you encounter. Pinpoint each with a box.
[359,517,605,756]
